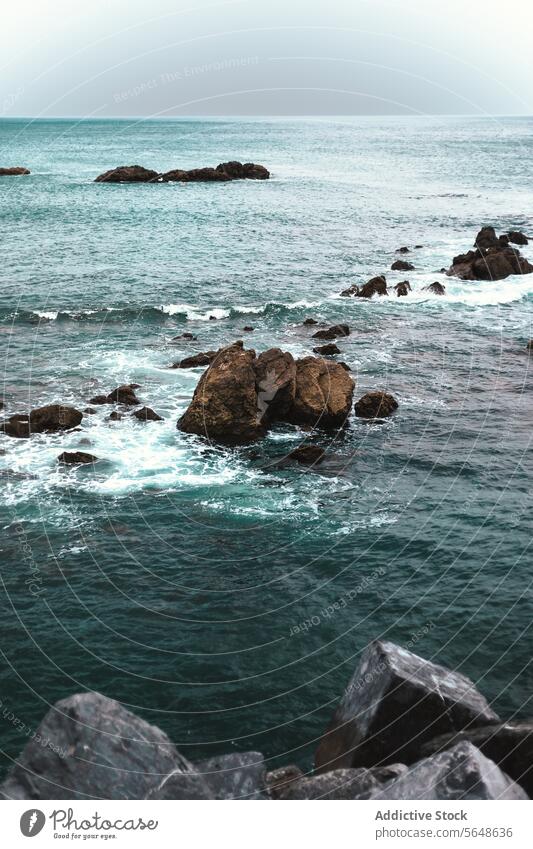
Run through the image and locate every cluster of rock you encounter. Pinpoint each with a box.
[447,226,532,281]
[94,161,270,183]
[1,640,530,800]
[177,341,355,445]
[340,275,445,298]
[0,167,30,176]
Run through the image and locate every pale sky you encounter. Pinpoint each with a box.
[1,0,532,116]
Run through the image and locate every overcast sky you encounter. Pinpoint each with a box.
[1,0,531,117]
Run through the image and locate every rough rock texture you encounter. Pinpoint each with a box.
[0,166,30,176]
[354,391,398,419]
[178,343,265,445]
[312,324,350,340]
[1,405,83,438]
[371,741,527,800]
[313,343,341,355]
[288,445,326,465]
[173,351,217,369]
[341,275,388,298]
[0,692,187,800]
[424,281,446,295]
[448,227,533,281]
[284,357,355,429]
[419,722,533,798]
[254,348,297,422]
[276,765,407,800]
[132,406,163,422]
[157,162,270,182]
[58,451,98,465]
[193,752,266,799]
[394,281,411,297]
[95,165,160,183]
[106,384,141,406]
[265,766,304,799]
[147,766,214,800]
[216,161,270,180]
[391,259,414,271]
[507,230,528,246]
[315,640,498,773]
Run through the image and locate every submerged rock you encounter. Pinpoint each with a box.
[132,406,163,422]
[0,166,30,176]
[354,391,398,419]
[0,692,187,800]
[288,445,326,465]
[94,165,160,183]
[396,246,410,253]
[419,722,533,798]
[173,332,197,341]
[58,451,98,465]
[424,281,446,295]
[391,259,414,271]
[242,325,254,332]
[371,741,527,800]
[108,411,123,421]
[315,640,498,773]
[303,317,318,325]
[1,404,83,438]
[193,752,266,799]
[312,324,350,340]
[313,343,341,355]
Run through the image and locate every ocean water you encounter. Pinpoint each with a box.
[0,116,532,777]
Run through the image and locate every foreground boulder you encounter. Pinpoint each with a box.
[315,640,498,773]
[0,166,30,176]
[448,226,533,281]
[419,722,533,798]
[341,275,387,298]
[193,752,266,799]
[0,693,188,800]
[58,451,98,465]
[354,391,398,419]
[94,165,160,183]
[1,404,83,438]
[371,741,527,800]
[275,766,407,800]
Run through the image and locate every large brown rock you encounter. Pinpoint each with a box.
[0,167,30,176]
[312,324,350,340]
[284,357,355,429]
[94,165,160,183]
[254,348,296,422]
[216,161,270,180]
[315,640,498,773]
[354,391,398,419]
[178,343,265,445]
[2,404,83,438]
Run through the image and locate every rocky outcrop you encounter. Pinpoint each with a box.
[424,281,446,295]
[89,384,141,405]
[447,227,533,280]
[288,446,326,465]
[391,259,414,271]
[58,451,98,465]
[216,161,270,180]
[1,404,83,438]
[94,165,160,183]
[0,167,30,176]
[172,351,217,368]
[313,343,341,355]
[312,324,350,340]
[394,281,411,297]
[132,407,163,422]
[341,275,388,298]
[315,640,498,774]
[507,230,528,246]
[178,343,355,444]
[265,766,304,798]
[354,391,398,418]
[193,752,266,799]
[371,741,527,800]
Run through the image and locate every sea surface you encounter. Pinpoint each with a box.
[0,116,532,779]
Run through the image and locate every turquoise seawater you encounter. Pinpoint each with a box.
[0,116,532,775]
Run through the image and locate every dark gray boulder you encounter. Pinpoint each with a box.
[265,765,304,798]
[276,764,407,800]
[132,406,163,422]
[315,640,498,773]
[419,722,533,798]
[371,741,528,800]
[95,165,160,183]
[312,324,350,340]
[147,760,215,800]
[58,451,98,465]
[0,692,187,800]
[193,752,266,799]
[391,259,414,271]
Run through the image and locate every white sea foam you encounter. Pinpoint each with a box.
[160,304,230,320]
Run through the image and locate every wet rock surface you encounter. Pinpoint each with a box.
[0,166,30,176]
[58,451,98,465]
[193,752,266,799]
[132,406,163,422]
[354,391,398,419]
[1,404,83,438]
[312,324,350,340]
[448,226,533,280]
